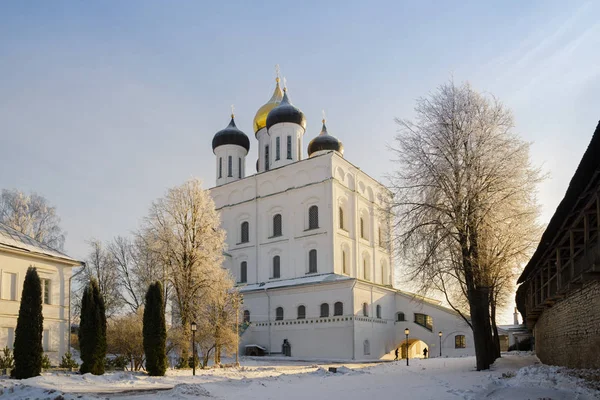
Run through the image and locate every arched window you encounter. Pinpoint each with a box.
[396,312,405,322]
[376,304,382,319]
[342,250,347,274]
[228,155,233,177]
[272,255,280,279]
[241,221,249,243]
[273,214,282,237]
[363,259,370,281]
[276,307,284,321]
[362,302,368,317]
[243,310,250,323]
[238,157,242,179]
[308,205,319,229]
[360,218,365,238]
[334,301,343,316]
[265,145,270,171]
[363,340,370,355]
[240,261,247,283]
[297,305,306,320]
[320,303,329,318]
[380,262,385,285]
[218,157,223,178]
[414,313,433,331]
[339,207,344,229]
[275,136,281,160]
[287,136,292,159]
[455,335,466,349]
[308,249,317,273]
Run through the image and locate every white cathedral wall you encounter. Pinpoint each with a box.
[214,144,247,187]
[240,280,355,359]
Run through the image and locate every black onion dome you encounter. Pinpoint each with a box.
[266,90,307,131]
[307,120,344,157]
[212,116,250,154]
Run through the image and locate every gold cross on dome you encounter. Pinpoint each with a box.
[231,104,235,118]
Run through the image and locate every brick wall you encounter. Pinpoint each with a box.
[534,280,600,369]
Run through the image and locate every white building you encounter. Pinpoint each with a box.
[0,223,81,364]
[209,76,475,360]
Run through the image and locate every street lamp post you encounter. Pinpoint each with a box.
[404,328,410,366]
[438,331,443,357]
[191,322,197,376]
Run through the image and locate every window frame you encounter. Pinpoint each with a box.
[238,157,242,179]
[228,155,233,177]
[287,135,292,159]
[308,205,319,230]
[414,313,433,331]
[218,157,222,178]
[339,207,344,230]
[240,261,247,283]
[320,303,329,318]
[275,306,284,321]
[455,335,466,349]
[334,301,343,316]
[273,214,282,237]
[243,310,250,323]
[308,249,318,274]
[362,302,368,317]
[240,221,249,243]
[297,305,306,320]
[275,136,281,160]
[376,304,382,319]
[41,278,51,305]
[396,312,405,322]
[265,144,270,171]
[272,255,281,279]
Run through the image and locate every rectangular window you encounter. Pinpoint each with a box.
[41,279,51,305]
[43,330,50,352]
[240,261,247,283]
[4,327,14,349]
[228,156,233,177]
[218,157,222,178]
[414,313,433,331]
[238,157,242,179]
[287,136,292,159]
[265,145,270,171]
[309,249,317,273]
[275,137,280,160]
[455,335,466,349]
[2,272,17,301]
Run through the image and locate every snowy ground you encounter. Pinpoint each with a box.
[1,353,598,400]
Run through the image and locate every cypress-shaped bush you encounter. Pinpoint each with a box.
[12,267,44,379]
[78,278,106,375]
[143,281,167,376]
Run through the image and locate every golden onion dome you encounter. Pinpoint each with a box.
[253,77,283,134]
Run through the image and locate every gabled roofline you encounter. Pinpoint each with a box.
[0,244,83,267]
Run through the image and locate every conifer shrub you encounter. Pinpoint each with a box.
[0,347,14,370]
[59,352,79,369]
[78,279,107,375]
[143,281,167,376]
[12,267,44,379]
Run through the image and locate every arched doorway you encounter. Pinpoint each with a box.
[392,338,430,359]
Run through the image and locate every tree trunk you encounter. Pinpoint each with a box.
[468,287,496,370]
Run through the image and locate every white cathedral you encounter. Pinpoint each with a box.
[209,75,475,360]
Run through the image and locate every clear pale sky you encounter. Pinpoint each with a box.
[1,1,599,321]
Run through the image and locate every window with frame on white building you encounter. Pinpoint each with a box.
[240,261,247,283]
[273,214,282,237]
[334,301,343,316]
[308,205,319,230]
[240,221,249,243]
[297,305,306,319]
[1,271,17,301]
[41,278,51,305]
[272,255,281,279]
[308,249,317,273]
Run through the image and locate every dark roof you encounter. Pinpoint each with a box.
[518,120,600,284]
[308,122,344,156]
[212,117,250,153]
[0,222,80,263]
[266,91,306,131]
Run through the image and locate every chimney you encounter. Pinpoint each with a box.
[513,307,519,325]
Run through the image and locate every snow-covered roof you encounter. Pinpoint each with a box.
[0,222,81,265]
[238,273,353,293]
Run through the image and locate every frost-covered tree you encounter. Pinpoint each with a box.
[107,309,145,371]
[0,189,65,250]
[140,179,226,366]
[389,81,543,370]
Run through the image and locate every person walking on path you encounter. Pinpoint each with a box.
[394,348,399,360]
[423,348,428,359]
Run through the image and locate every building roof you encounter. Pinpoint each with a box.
[518,120,600,284]
[0,222,81,265]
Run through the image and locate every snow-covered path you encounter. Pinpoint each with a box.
[1,354,598,399]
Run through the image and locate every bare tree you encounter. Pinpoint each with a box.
[77,239,123,318]
[106,309,145,371]
[389,81,542,370]
[108,236,166,314]
[0,189,66,250]
[139,178,226,366]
